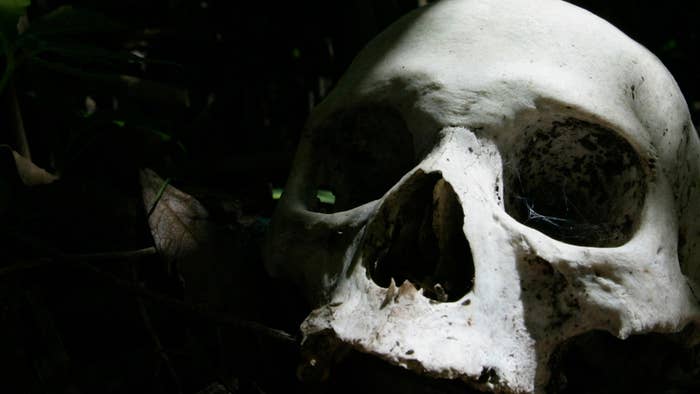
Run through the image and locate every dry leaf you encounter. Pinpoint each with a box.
[140,168,211,267]
[0,145,58,187]
[140,168,272,317]
[140,168,232,308]
[12,151,59,186]
[0,145,58,215]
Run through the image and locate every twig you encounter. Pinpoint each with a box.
[60,247,158,262]
[0,247,158,277]
[24,286,73,388]
[0,231,298,345]
[131,264,183,394]
[0,253,298,346]
[82,260,298,345]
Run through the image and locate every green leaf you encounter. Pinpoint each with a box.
[270,189,335,204]
[0,0,30,39]
[316,189,336,205]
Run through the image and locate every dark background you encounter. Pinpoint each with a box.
[0,1,697,393]
[13,0,700,190]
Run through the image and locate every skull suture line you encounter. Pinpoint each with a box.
[265,0,700,392]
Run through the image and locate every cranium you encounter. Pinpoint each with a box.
[265,0,700,392]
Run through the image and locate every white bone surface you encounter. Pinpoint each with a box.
[266,0,700,392]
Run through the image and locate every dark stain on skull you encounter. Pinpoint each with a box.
[519,255,579,336]
[361,170,475,302]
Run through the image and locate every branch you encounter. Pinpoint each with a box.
[0,250,298,346]
[0,247,158,277]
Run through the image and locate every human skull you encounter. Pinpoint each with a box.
[265,0,700,392]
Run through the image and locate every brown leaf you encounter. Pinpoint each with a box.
[140,168,224,305]
[0,145,58,215]
[140,168,211,268]
[0,145,58,187]
[11,150,59,186]
[140,168,274,317]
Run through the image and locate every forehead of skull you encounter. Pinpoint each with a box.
[311,0,689,156]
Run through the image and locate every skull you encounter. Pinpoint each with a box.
[265,0,700,392]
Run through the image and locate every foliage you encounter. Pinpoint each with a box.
[0,0,30,38]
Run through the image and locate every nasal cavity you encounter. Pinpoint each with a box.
[365,171,475,302]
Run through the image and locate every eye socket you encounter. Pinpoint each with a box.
[503,118,647,247]
[308,106,415,213]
